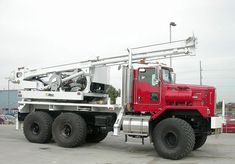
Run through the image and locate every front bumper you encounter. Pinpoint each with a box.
[211,116,223,134]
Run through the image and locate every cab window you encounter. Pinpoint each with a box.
[162,68,171,83]
[139,68,157,86]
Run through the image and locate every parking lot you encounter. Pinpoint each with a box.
[0,125,234,164]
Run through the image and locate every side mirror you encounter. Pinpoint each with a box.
[170,72,176,84]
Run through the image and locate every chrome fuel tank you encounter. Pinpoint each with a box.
[122,115,150,136]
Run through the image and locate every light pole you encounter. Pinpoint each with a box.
[8,79,10,114]
[5,77,11,114]
[169,22,176,67]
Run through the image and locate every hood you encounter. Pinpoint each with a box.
[164,83,216,116]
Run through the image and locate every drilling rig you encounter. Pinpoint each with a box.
[10,36,222,160]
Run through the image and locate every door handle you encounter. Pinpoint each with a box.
[138,96,142,102]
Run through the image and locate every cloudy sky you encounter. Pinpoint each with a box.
[0,0,235,102]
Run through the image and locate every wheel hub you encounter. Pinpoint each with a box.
[164,131,178,148]
[31,122,40,135]
[62,124,72,137]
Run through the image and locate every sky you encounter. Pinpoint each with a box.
[0,0,235,102]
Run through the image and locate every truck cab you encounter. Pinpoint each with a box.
[131,63,216,119]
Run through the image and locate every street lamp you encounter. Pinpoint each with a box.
[169,21,176,67]
[5,77,10,114]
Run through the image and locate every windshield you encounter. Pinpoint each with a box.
[162,68,172,83]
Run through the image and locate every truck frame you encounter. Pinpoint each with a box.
[10,35,222,160]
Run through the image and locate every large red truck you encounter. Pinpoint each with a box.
[10,36,222,159]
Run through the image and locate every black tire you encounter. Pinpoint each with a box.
[52,113,87,148]
[23,111,53,143]
[153,118,195,160]
[86,130,108,143]
[193,134,207,150]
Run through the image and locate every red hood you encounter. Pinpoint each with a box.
[164,83,216,117]
[171,83,215,90]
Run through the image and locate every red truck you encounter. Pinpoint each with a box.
[11,36,222,160]
[222,114,235,133]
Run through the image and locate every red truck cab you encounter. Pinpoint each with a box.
[131,64,215,118]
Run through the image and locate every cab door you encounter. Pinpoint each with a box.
[133,67,161,112]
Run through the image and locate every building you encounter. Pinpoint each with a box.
[226,103,235,112]
[0,90,19,114]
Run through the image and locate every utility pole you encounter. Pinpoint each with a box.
[200,60,202,85]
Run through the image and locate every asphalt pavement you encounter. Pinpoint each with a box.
[0,125,235,164]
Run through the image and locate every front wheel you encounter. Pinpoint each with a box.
[193,134,207,150]
[152,118,195,160]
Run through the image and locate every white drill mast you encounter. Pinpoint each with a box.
[10,36,197,93]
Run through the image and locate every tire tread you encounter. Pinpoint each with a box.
[23,111,53,143]
[52,113,87,148]
[153,118,195,160]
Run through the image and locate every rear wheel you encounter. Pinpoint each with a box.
[153,118,195,160]
[86,130,108,143]
[23,111,53,143]
[193,134,207,150]
[52,113,87,148]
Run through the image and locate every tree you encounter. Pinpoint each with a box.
[107,85,120,104]
[216,101,222,109]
